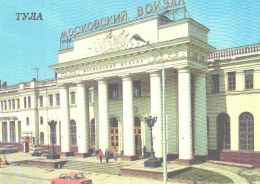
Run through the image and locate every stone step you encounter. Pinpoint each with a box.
[62,160,128,175]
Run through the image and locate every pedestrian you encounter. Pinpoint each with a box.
[98,149,103,164]
[113,149,120,164]
[2,155,8,165]
[143,146,146,158]
[105,149,110,163]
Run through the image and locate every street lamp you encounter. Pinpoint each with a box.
[132,34,167,182]
[46,120,60,159]
[144,115,162,167]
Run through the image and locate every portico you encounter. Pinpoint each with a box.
[49,15,214,162]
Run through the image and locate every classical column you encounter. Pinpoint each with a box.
[150,71,163,158]
[194,72,208,159]
[98,79,109,152]
[60,85,73,155]
[178,67,192,160]
[76,82,90,157]
[122,75,135,157]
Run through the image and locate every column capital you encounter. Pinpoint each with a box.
[76,81,87,87]
[57,83,69,88]
[148,70,161,77]
[121,74,133,81]
[97,78,107,84]
[176,66,190,73]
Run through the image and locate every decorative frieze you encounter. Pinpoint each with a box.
[57,49,206,79]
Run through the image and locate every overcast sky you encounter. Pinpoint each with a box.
[0,0,259,85]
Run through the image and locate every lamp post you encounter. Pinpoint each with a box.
[144,115,161,167]
[46,120,60,159]
[132,34,167,182]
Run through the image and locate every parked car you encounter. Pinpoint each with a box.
[0,145,19,154]
[51,172,92,184]
[29,147,49,156]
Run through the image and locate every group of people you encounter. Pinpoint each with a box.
[98,149,120,164]
[0,155,9,168]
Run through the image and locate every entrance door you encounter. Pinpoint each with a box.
[135,117,142,156]
[110,118,118,152]
[25,142,29,152]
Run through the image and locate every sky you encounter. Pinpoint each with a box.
[0,0,259,85]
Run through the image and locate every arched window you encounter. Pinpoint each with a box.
[217,113,230,150]
[40,116,43,125]
[26,117,29,126]
[90,119,95,146]
[239,112,254,150]
[70,120,77,146]
[40,132,44,145]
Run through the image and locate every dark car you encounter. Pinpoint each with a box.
[0,145,19,154]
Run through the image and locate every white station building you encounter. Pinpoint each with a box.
[0,14,259,165]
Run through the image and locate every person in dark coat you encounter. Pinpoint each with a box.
[98,149,103,164]
[105,149,110,163]
[143,146,147,158]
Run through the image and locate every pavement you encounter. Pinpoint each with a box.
[0,152,259,184]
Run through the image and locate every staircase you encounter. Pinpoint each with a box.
[62,160,131,175]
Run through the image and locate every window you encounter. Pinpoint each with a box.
[18,121,21,143]
[245,70,253,89]
[133,80,141,97]
[108,83,118,99]
[2,122,7,142]
[40,132,44,145]
[24,97,27,108]
[49,94,53,106]
[26,117,29,126]
[9,121,16,142]
[239,112,254,150]
[40,116,43,125]
[217,113,230,150]
[211,74,219,93]
[39,96,43,107]
[89,88,93,103]
[4,100,7,110]
[56,93,60,105]
[90,119,95,146]
[17,99,20,109]
[70,92,75,104]
[70,120,77,145]
[8,100,11,110]
[1,101,3,111]
[28,96,31,108]
[12,99,15,109]
[228,72,236,91]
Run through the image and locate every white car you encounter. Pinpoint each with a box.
[29,147,49,156]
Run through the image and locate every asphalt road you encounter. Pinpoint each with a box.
[0,172,50,184]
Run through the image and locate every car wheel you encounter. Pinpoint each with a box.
[51,182,56,184]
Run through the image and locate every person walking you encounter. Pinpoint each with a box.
[113,149,120,164]
[98,149,103,164]
[105,149,110,163]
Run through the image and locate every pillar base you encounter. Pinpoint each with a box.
[76,152,91,158]
[175,158,195,165]
[60,151,74,157]
[194,155,208,162]
[121,155,139,161]
[144,159,162,168]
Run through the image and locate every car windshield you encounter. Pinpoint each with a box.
[74,173,85,180]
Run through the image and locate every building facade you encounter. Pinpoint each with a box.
[0,15,259,165]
